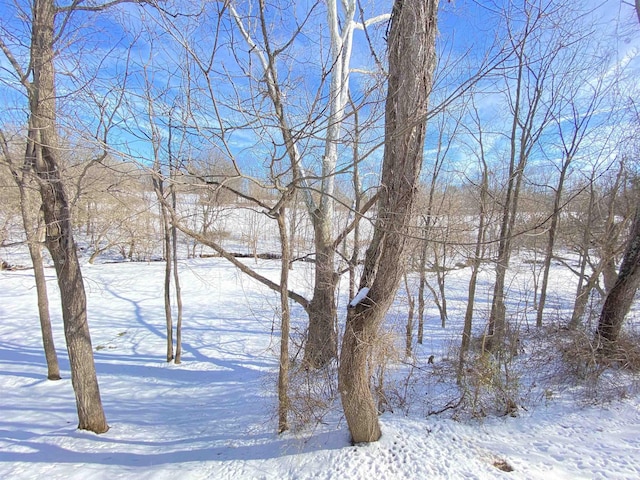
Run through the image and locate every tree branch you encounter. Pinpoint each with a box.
[55,0,147,13]
[353,13,391,30]
[333,191,379,249]
[156,188,310,310]
[0,37,31,91]
[174,218,310,311]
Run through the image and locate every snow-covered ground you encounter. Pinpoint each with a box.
[1,256,639,479]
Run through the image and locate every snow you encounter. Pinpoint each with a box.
[1,257,639,479]
[349,287,370,308]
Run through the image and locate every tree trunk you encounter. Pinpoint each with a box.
[27,206,61,380]
[487,23,534,351]
[339,0,439,444]
[29,0,107,433]
[575,6,639,336]
[459,158,488,374]
[301,0,361,369]
[227,2,383,369]
[488,146,528,343]
[171,187,183,364]
[570,181,597,328]
[460,264,479,363]
[570,165,625,329]
[404,274,415,358]
[152,161,174,363]
[425,251,448,328]
[570,267,601,328]
[536,164,568,328]
[276,207,291,433]
[417,118,449,341]
[601,250,619,293]
[160,195,174,363]
[487,147,527,350]
[304,225,338,368]
[417,234,428,344]
[597,204,640,349]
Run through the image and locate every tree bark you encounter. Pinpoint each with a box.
[417,232,428,344]
[28,0,107,433]
[276,207,291,433]
[339,0,439,444]
[597,204,640,349]
[304,226,338,368]
[572,5,637,335]
[26,202,61,380]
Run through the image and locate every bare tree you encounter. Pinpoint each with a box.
[339,0,439,444]
[486,0,565,351]
[129,0,390,369]
[224,0,389,368]
[568,161,631,328]
[458,100,491,372]
[403,273,415,358]
[534,35,609,328]
[275,199,293,433]
[137,50,186,363]
[416,111,459,337]
[594,0,640,349]
[0,0,128,433]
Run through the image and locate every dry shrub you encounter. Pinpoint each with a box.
[552,325,640,403]
[284,328,404,432]
[417,327,526,421]
[599,332,640,372]
[454,348,522,419]
[382,358,422,415]
[370,330,402,414]
[557,327,604,382]
[286,361,340,432]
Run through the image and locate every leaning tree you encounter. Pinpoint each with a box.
[587,0,640,345]
[597,192,640,350]
[338,0,439,444]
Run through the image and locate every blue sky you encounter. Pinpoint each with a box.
[0,0,638,190]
